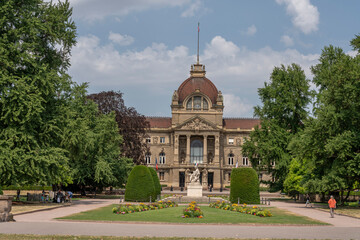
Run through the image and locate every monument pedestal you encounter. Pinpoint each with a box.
[187,182,203,197]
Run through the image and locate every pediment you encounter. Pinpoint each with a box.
[175,116,218,132]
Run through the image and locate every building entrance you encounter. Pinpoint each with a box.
[208,172,214,188]
[179,172,185,188]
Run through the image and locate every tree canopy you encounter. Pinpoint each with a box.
[288,37,360,200]
[0,0,133,190]
[242,64,313,191]
[88,91,150,165]
[0,0,76,186]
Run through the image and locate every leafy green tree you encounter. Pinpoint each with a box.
[242,64,312,191]
[290,38,360,201]
[283,158,307,198]
[0,0,76,187]
[61,84,133,192]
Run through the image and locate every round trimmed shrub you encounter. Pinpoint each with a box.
[230,168,260,204]
[125,165,156,202]
[148,167,161,197]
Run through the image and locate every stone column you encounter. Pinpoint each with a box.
[186,134,191,164]
[203,135,207,164]
[174,134,179,164]
[215,134,220,163]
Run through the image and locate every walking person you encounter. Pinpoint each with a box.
[328,195,337,218]
[305,194,311,207]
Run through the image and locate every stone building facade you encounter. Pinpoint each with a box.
[145,61,261,190]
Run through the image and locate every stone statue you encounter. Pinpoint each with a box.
[189,165,200,183]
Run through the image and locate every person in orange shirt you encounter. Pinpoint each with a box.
[328,195,337,218]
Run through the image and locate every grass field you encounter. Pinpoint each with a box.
[59,204,327,225]
[0,234,311,240]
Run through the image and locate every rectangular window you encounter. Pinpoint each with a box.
[160,137,165,143]
[228,172,231,182]
[145,155,151,164]
[242,157,249,166]
[146,137,151,143]
[228,138,234,145]
[159,154,166,164]
[228,156,234,165]
[159,172,165,181]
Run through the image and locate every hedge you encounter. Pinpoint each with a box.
[125,165,156,202]
[0,187,3,195]
[148,167,161,197]
[230,168,260,204]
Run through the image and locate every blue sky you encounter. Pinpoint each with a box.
[66,0,360,117]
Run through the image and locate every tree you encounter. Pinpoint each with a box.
[242,64,312,191]
[61,84,133,192]
[289,39,360,202]
[87,91,150,165]
[0,0,76,187]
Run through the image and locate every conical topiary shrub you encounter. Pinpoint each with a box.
[148,167,161,198]
[125,165,155,202]
[230,168,260,204]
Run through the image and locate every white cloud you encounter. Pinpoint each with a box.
[245,25,257,36]
[281,35,294,46]
[276,0,319,34]
[223,94,253,117]
[204,36,240,59]
[70,34,319,117]
[181,0,202,17]
[67,0,191,20]
[109,32,134,46]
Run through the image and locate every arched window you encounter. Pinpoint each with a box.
[228,153,234,165]
[191,140,203,163]
[159,152,166,164]
[186,96,209,110]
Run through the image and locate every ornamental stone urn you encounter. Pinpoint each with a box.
[0,195,14,222]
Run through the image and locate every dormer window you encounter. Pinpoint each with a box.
[186,96,209,110]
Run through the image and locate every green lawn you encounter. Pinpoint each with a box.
[59,204,327,225]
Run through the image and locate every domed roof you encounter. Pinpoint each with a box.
[177,76,218,105]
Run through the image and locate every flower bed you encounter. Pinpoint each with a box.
[209,200,272,217]
[182,201,204,218]
[112,200,177,215]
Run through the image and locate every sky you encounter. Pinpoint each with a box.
[65,0,360,117]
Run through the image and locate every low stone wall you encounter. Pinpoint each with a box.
[0,195,14,222]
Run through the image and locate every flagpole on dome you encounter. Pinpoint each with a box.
[197,22,200,64]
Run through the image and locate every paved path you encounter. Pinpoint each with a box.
[271,201,360,227]
[0,199,359,239]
